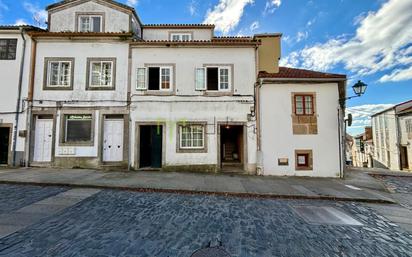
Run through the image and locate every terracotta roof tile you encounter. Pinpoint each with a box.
[131,38,259,46]
[27,31,133,38]
[259,67,346,79]
[142,24,215,29]
[0,25,43,31]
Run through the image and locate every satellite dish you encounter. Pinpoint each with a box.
[347,113,353,127]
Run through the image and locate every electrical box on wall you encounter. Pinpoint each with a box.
[278,158,289,166]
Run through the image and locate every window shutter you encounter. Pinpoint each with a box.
[136,68,147,90]
[195,68,206,91]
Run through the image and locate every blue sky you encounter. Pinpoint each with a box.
[0,0,411,135]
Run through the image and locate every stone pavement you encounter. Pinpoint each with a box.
[0,185,100,239]
[0,188,411,257]
[0,167,395,203]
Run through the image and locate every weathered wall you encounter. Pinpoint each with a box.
[49,1,131,32]
[33,40,129,106]
[0,31,32,165]
[260,82,341,177]
[142,28,213,41]
[129,46,257,172]
[255,35,280,73]
[372,110,400,170]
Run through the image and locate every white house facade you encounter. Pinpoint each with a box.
[371,100,412,171]
[0,0,347,177]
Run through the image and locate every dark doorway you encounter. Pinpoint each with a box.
[400,146,409,170]
[0,127,10,165]
[220,125,244,171]
[139,125,162,168]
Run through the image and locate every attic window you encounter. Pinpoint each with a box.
[78,15,102,32]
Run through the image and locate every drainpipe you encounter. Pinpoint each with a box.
[338,107,344,178]
[255,78,263,175]
[12,28,27,166]
[24,37,37,167]
[395,114,402,170]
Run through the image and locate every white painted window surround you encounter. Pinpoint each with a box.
[48,61,71,87]
[90,61,113,87]
[170,33,192,41]
[180,125,204,149]
[195,66,231,92]
[79,15,102,32]
[136,66,173,91]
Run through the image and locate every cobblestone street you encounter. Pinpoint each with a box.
[0,184,412,257]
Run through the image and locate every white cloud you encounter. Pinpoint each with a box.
[264,0,281,14]
[280,0,412,82]
[188,0,197,16]
[14,19,28,26]
[249,21,259,31]
[296,31,308,42]
[346,104,393,134]
[203,0,254,34]
[23,2,48,28]
[126,0,138,6]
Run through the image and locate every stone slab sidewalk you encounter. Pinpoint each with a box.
[0,167,395,203]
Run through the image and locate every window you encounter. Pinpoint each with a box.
[406,119,412,133]
[294,95,314,115]
[195,66,232,91]
[170,33,192,41]
[64,114,93,143]
[297,153,309,167]
[78,15,102,32]
[0,39,17,60]
[179,125,205,149]
[87,58,116,90]
[137,66,173,91]
[295,150,313,170]
[47,61,72,87]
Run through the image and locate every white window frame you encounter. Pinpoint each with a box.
[195,67,206,91]
[136,67,147,90]
[200,66,232,92]
[170,33,192,41]
[179,125,205,149]
[141,66,173,91]
[47,61,72,87]
[78,15,102,32]
[89,60,114,88]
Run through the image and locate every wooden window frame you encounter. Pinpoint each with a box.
[294,94,314,116]
[295,150,313,171]
[146,66,174,92]
[86,58,116,91]
[0,39,17,60]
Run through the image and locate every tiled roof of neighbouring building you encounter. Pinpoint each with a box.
[0,25,43,31]
[259,67,347,79]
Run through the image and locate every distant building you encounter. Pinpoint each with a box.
[351,127,373,168]
[371,100,412,171]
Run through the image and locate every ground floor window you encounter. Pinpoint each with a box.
[178,124,205,151]
[295,150,313,170]
[64,114,93,143]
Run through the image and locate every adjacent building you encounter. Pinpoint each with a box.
[351,127,374,168]
[371,100,412,171]
[0,0,347,177]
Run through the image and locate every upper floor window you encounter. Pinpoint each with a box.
[195,66,232,92]
[170,33,192,41]
[78,15,102,32]
[87,58,116,90]
[44,58,74,90]
[0,39,17,60]
[294,95,314,115]
[136,66,173,91]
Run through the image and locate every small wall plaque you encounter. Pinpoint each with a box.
[278,158,289,166]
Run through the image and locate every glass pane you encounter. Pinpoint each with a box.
[66,119,92,142]
[195,68,205,90]
[60,62,70,86]
[182,35,191,41]
[161,68,170,89]
[297,155,307,165]
[295,96,304,114]
[305,96,313,114]
[80,17,90,32]
[136,68,146,89]
[49,62,60,85]
[102,62,112,86]
[92,17,101,32]
[91,63,101,86]
[219,68,229,90]
[172,35,180,41]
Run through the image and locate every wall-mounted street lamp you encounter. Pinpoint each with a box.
[340,80,368,106]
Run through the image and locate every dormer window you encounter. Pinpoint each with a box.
[170,33,192,41]
[78,15,103,32]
